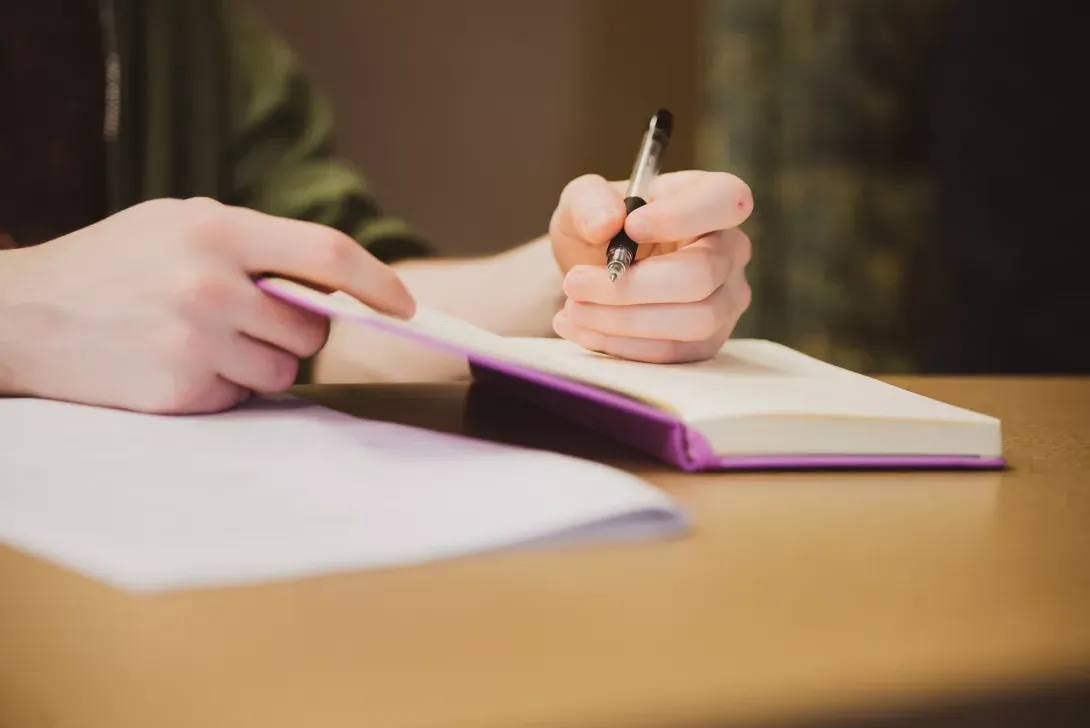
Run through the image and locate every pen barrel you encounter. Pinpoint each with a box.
[626,135,663,201]
[606,196,647,261]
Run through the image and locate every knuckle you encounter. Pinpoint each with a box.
[690,257,722,301]
[184,196,223,213]
[643,340,681,364]
[260,350,300,392]
[735,279,753,312]
[134,197,183,216]
[162,377,210,414]
[565,173,607,195]
[158,322,206,368]
[171,268,236,317]
[560,174,617,213]
[734,231,753,267]
[298,318,331,358]
[688,300,723,341]
[566,301,593,328]
[180,198,231,248]
[548,205,565,237]
[307,230,354,272]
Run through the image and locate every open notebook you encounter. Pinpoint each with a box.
[0,395,686,592]
[259,278,1004,471]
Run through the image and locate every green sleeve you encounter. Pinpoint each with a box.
[222,5,433,265]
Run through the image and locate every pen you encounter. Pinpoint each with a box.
[605,108,674,282]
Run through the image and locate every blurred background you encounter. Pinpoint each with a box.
[247,0,1081,377]
[252,0,702,259]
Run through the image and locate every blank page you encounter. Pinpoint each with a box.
[502,338,1000,427]
[258,279,997,430]
[0,396,685,593]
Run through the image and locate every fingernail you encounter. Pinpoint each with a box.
[583,209,615,236]
[553,310,572,337]
[626,215,650,241]
[392,293,416,319]
[388,299,412,319]
[564,266,594,294]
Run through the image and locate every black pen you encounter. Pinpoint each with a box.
[605,108,674,282]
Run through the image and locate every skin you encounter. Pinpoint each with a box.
[0,170,753,413]
[549,171,753,364]
[315,170,754,382]
[0,198,411,413]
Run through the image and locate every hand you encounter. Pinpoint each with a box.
[548,170,753,363]
[0,198,414,413]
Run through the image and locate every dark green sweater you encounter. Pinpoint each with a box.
[100,0,431,263]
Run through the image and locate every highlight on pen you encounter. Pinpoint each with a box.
[606,108,674,283]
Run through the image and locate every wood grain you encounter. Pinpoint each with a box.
[2,378,1089,727]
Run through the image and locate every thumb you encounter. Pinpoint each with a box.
[549,174,627,250]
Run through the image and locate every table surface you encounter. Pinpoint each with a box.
[2,377,1089,728]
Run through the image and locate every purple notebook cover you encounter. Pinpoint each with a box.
[258,279,1006,472]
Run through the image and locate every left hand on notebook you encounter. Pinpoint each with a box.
[548,170,753,363]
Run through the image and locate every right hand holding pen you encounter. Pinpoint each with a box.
[548,171,754,363]
[0,198,415,413]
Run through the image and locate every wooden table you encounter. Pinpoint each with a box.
[2,378,1089,727]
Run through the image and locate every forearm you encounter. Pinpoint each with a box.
[313,236,566,383]
[394,235,563,337]
[0,251,32,396]
[0,320,18,396]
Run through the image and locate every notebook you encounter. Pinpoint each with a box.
[259,277,1005,471]
[0,395,686,592]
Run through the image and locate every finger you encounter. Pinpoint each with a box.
[216,332,301,394]
[727,267,752,323]
[236,285,331,358]
[564,231,733,306]
[209,204,416,319]
[549,174,627,249]
[723,228,752,294]
[565,282,733,342]
[606,170,713,199]
[553,310,727,364]
[185,377,250,414]
[624,172,753,245]
[144,372,247,415]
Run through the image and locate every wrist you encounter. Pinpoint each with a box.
[391,236,565,339]
[485,236,565,338]
[0,250,39,396]
[503,235,566,333]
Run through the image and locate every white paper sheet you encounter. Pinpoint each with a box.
[0,395,687,592]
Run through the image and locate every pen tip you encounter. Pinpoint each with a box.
[606,260,625,282]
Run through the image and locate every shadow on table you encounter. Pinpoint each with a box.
[296,380,659,469]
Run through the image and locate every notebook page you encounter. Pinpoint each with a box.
[259,278,995,427]
[0,396,686,593]
[500,338,999,427]
[259,278,680,410]
[258,278,672,406]
[260,277,514,359]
